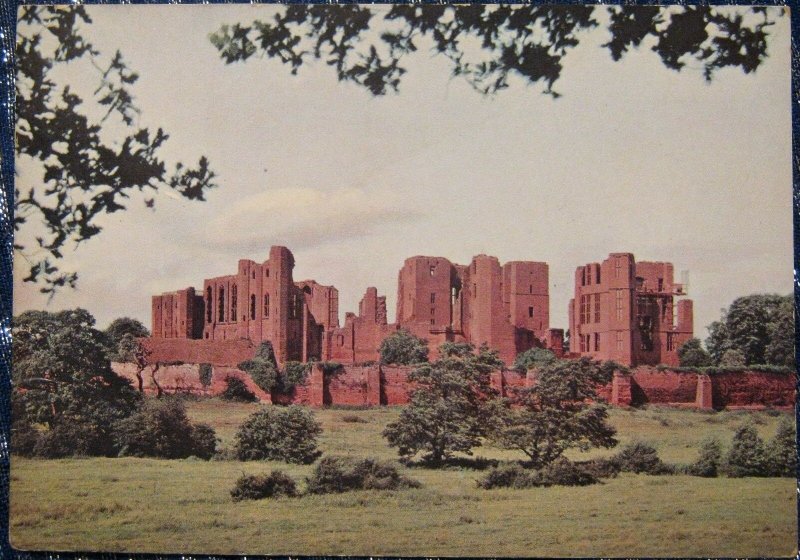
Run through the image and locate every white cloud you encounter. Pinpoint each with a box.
[202,187,424,253]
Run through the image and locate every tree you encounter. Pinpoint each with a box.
[719,348,746,367]
[104,317,149,361]
[686,437,722,477]
[379,329,429,365]
[16,6,218,294]
[382,342,497,465]
[210,5,781,98]
[12,309,141,456]
[234,406,322,464]
[677,338,712,368]
[116,334,152,393]
[765,417,797,477]
[721,421,769,477]
[704,294,793,366]
[513,347,557,373]
[765,297,795,368]
[487,358,617,468]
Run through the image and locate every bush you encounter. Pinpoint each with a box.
[199,363,213,388]
[320,362,343,376]
[477,459,599,489]
[114,398,218,459]
[721,422,769,477]
[536,457,598,486]
[221,376,258,402]
[379,329,429,365]
[341,414,368,423]
[576,458,621,479]
[234,406,322,464]
[230,471,298,501]
[476,464,535,489]
[512,347,556,372]
[765,417,797,477]
[11,422,40,457]
[33,421,111,458]
[305,456,420,494]
[190,423,219,460]
[282,361,312,391]
[238,358,279,393]
[685,438,722,477]
[612,441,670,474]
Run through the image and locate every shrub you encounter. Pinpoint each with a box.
[234,406,322,464]
[721,422,769,477]
[190,423,218,460]
[282,361,312,391]
[685,438,722,477]
[576,458,621,479]
[765,417,797,477]
[341,414,368,423]
[198,363,213,389]
[320,362,343,376]
[476,464,536,489]
[230,471,298,501]
[11,422,40,457]
[238,358,279,393]
[379,329,429,365]
[33,421,111,458]
[477,459,599,489]
[221,376,258,402]
[305,456,420,494]
[114,398,218,459]
[536,457,598,486]
[512,347,556,372]
[613,441,668,474]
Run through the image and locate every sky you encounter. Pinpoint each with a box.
[14,5,793,340]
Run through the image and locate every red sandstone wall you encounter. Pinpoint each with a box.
[141,337,258,367]
[630,368,698,405]
[324,366,381,406]
[710,371,795,408]
[380,365,415,404]
[111,362,271,401]
[113,359,795,411]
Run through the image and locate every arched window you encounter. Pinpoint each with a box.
[250,294,256,320]
[218,287,225,322]
[231,285,238,322]
[206,287,212,323]
[264,294,270,317]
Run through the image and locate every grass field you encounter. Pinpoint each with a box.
[10,401,798,556]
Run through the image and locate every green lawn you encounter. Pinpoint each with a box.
[9,402,798,556]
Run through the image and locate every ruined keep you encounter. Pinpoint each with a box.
[568,253,693,367]
[151,246,560,365]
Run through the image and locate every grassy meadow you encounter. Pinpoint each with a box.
[10,402,798,556]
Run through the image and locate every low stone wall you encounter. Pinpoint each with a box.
[630,368,699,405]
[112,360,794,411]
[112,362,271,402]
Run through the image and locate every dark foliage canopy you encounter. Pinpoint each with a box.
[705,294,794,366]
[16,6,218,294]
[487,358,617,468]
[210,5,780,97]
